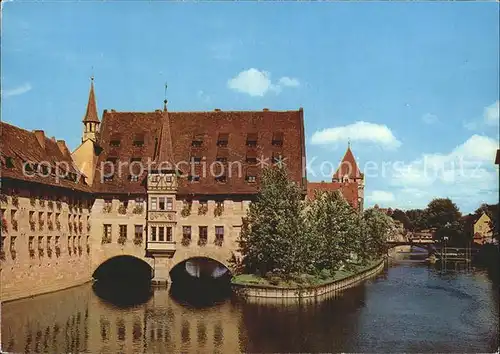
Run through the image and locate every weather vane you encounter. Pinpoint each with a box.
[163,81,168,110]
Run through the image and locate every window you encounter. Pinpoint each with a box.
[246,175,257,183]
[166,198,173,211]
[217,133,229,147]
[215,226,224,240]
[106,157,118,164]
[104,199,112,208]
[191,156,202,164]
[29,236,35,251]
[38,236,44,249]
[55,236,60,246]
[151,226,157,241]
[110,140,121,147]
[135,225,143,239]
[158,227,165,241]
[183,226,191,239]
[192,133,204,147]
[159,197,166,210]
[47,236,52,248]
[246,133,258,147]
[133,133,145,147]
[150,197,158,210]
[165,175,173,183]
[103,224,112,241]
[128,175,139,182]
[272,132,284,146]
[188,175,200,182]
[199,226,208,240]
[246,156,257,164]
[103,174,114,182]
[119,225,127,239]
[166,227,172,242]
[10,236,16,253]
[130,157,141,164]
[216,156,227,163]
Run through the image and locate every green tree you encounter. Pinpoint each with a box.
[306,190,360,272]
[391,209,413,230]
[363,207,395,258]
[238,166,310,277]
[424,198,464,244]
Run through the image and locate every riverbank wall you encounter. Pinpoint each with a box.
[232,259,385,299]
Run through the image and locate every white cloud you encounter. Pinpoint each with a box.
[310,121,402,150]
[279,76,300,88]
[422,113,438,125]
[463,101,499,131]
[388,134,499,211]
[484,100,499,126]
[367,190,395,204]
[1,83,32,97]
[227,69,299,97]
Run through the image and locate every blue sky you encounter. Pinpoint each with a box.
[2,2,499,213]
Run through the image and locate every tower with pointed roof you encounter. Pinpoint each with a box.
[82,77,100,142]
[332,143,365,212]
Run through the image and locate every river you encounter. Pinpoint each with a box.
[1,258,498,353]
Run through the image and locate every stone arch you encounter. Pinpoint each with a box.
[92,255,154,281]
[170,249,234,273]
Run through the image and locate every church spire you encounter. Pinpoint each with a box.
[83,76,100,123]
[82,76,100,143]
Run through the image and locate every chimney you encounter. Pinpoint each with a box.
[56,140,70,157]
[34,130,46,150]
[214,108,221,112]
[263,108,269,112]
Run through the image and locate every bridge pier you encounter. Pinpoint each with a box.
[151,257,172,285]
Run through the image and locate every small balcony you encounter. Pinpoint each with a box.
[146,241,176,254]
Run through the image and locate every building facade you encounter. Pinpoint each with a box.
[1,79,363,301]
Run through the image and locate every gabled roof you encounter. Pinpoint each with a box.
[92,108,306,195]
[0,122,91,192]
[333,145,362,181]
[83,78,100,123]
[306,181,359,210]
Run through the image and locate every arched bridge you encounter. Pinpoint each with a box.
[91,240,237,284]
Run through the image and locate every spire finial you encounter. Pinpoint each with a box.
[163,82,168,111]
[348,137,351,148]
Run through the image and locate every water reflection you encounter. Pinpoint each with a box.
[2,263,498,353]
[92,280,153,309]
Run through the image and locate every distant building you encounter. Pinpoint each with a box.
[307,144,364,212]
[463,212,494,245]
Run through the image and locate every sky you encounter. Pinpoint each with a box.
[1,2,499,213]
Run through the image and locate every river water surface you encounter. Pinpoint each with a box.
[2,260,498,353]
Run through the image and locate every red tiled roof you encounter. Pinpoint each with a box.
[306,181,359,209]
[332,146,362,181]
[93,109,306,195]
[0,122,91,192]
[82,79,100,123]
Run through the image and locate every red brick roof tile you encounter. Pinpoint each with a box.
[0,122,91,192]
[82,79,100,123]
[93,109,306,196]
[332,145,362,181]
[307,181,359,209]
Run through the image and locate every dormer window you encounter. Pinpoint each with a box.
[246,133,258,147]
[110,134,122,147]
[104,174,114,182]
[188,175,200,182]
[217,133,229,147]
[192,133,204,147]
[246,151,257,164]
[272,132,284,146]
[191,156,202,164]
[107,157,118,164]
[128,175,139,182]
[133,133,145,147]
[246,175,256,183]
[130,157,141,163]
[216,156,227,163]
[246,167,257,183]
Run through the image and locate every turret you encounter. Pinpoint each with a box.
[82,77,100,142]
